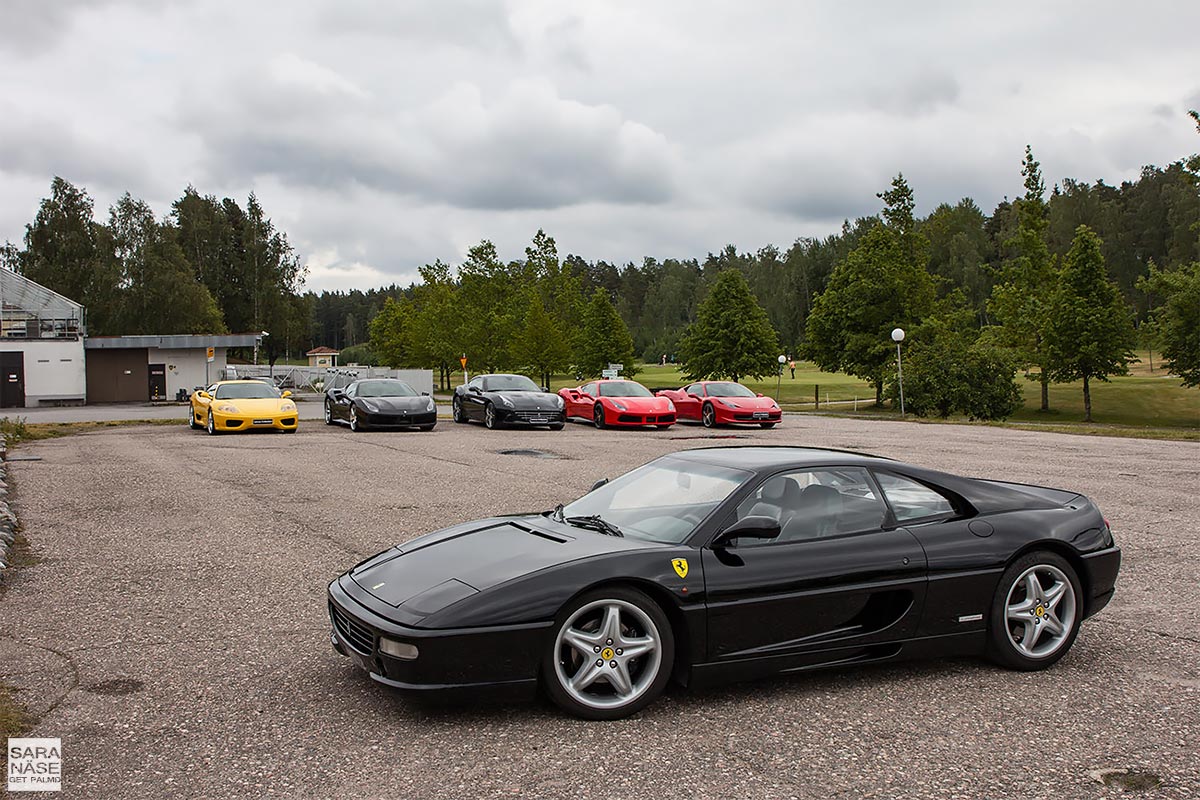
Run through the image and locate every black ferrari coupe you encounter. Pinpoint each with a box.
[451,373,565,429]
[328,446,1120,719]
[325,378,437,432]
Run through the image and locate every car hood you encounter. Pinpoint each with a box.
[602,395,673,411]
[358,396,430,412]
[709,396,777,410]
[349,516,657,617]
[213,397,291,413]
[489,391,560,409]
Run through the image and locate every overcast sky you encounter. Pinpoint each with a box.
[2,1,1197,292]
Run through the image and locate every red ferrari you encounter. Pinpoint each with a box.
[656,381,782,428]
[559,379,676,429]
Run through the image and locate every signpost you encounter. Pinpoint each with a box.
[602,363,623,380]
[205,346,215,385]
[460,354,468,385]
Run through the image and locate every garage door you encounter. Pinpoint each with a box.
[85,349,148,403]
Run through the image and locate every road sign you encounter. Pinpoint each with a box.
[206,347,215,363]
[607,363,623,372]
[460,356,468,368]
[601,369,618,379]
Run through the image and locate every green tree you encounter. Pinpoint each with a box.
[457,240,519,370]
[1045,225,1137,421]
[988,146,1057,411]
[678,269,779,381]
[408,261,464,390]
[576,289,636,378]
[1137,261,1200,386]
[518,290,572,388]
[804,222,935,403]
[369,296,412,368]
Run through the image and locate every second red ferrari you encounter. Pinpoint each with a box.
[656,381,781,428]
[559,379,676,429]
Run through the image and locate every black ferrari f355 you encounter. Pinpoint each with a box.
[328,447,1121,719]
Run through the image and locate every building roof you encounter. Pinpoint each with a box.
[306,346,340,355]
[0,269,84,319]
[84,334,261,349]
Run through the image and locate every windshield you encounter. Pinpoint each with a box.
[215,383,281,400]
[356,380,417,398]
[706,382,756,398]
[485,374,540,392]
[599,381,651,398]
[561,456,751,543]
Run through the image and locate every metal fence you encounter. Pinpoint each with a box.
[223,365,435,395]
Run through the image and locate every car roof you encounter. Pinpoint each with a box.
[214,380,272,385]
[667,445,895,471]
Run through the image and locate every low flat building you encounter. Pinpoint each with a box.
[306,346,339,367]
[84,334,261,402]
[0,269,86,407]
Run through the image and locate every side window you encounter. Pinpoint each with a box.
[582,383,597,398]
[686,384,704,397]
[735,467,887,543]
[875,472,955,523]
[467,378,482,391]
[345,384,357,398]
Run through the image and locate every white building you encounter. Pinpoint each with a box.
[0,269,86,407]
[84,334,261,402]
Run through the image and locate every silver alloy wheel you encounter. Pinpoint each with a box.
[1004,563,1077,659]
[452,396,465,423]
[349,407,360,431]
[324,401,332,424]
[702,403,715,428]
[206,410,216,435]
[484,403,497,429]
[553,599,662,711]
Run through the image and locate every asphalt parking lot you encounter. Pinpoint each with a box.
[2,417,1197,799]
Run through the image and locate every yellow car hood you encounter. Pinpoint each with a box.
[215,398,292,414]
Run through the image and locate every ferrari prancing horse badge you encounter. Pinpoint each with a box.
[672,558,688,579]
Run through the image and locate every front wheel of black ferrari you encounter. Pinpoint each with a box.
[452,396,467,424]
[324,400,333,425]
[483,403,499,429]
[543,587,674,720]
[987,550,1082,671]
[349,406,363,432]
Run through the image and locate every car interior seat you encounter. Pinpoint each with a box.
[780,483,843,541]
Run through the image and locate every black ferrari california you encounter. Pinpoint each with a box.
[327,446,1120,719]
[452,373,565,429]
[325,378,437,432]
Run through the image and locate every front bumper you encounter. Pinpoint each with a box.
[327,577,546,698]
[612,412,676,426]
[715,407,782,424]
[495,408,565,427]
[212,411,298,431]
[359,408,437,428]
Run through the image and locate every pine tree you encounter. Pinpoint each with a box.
[575,289,636,378]
[1045,225,1137,421]
[678,269,779,381]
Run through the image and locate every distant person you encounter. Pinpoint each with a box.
[788,359,796,379]
[661,353,667,366]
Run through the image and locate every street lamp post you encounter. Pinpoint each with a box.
[776,354,787,401]
[891,328,906,415]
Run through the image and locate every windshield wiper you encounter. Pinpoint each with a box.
[551,503,565,522]
[563,514,624,538]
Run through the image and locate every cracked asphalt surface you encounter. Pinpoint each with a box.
[2,416,1197,799]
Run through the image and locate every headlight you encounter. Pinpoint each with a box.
[216,403,239,414]
[362,401,378,412]
[665,400,676,411]
[426,397,436,410]
[500,395,514,407]
[378,637,419,661]
[554,394,564,407]
[722,399,740,408]
[612,400,627,411]
[280,402,296,412]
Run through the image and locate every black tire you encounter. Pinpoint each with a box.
[324,400,334,425]
[759,422,777,429]
[656,425,672,430]
[542,586,674,720]
[484,403,499,430]
[349,406,363,432]
[987,550,1083,671]
[206,410,218,435]
[593,404,606,429]
[452,396,467,424]
[549,423,564,431]
[701,403,716,428]
[188,406,201,430]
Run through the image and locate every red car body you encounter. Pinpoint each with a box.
[656,381,782,428]
[558,379,676,429]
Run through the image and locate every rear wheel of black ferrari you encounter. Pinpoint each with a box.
[544,586,673,720]
[593,404,606,429]
[987,550,1082,671]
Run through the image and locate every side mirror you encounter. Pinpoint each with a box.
[590,478,609,492]
[469,386,482,394]
[712,516,781,548]
[197,390,211,400]
[281,390,292,398]
[756,393,764,397]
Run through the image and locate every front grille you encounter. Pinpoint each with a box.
[512,410,562,422]
[329,603,374,655]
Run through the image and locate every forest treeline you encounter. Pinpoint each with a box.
[2,147,1197,384]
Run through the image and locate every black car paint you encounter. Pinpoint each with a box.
[328,446,1121,699]
[326,379,437,430]
[453,374,565,428]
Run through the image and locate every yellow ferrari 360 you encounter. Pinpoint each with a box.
[189,380,299,434]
